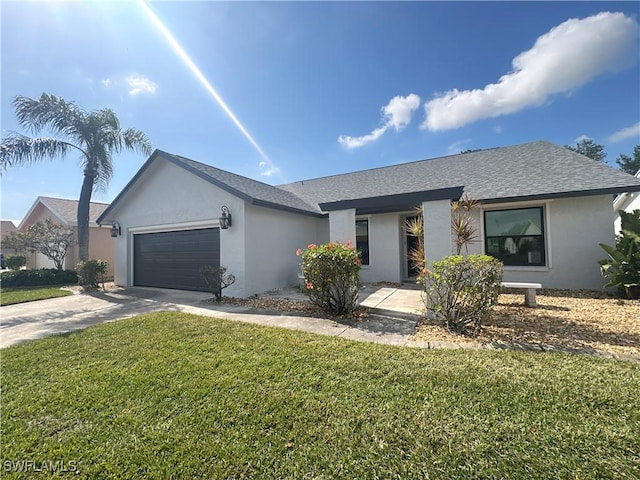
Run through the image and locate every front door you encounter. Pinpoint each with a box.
[404,214,422,279]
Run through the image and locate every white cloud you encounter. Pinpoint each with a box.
[608,122,640,143]
[447,138,472,155]
[494,125,503,134]
[575,134,592,143]
[259,160,280,177]
[101,78,112,88]
[338,94,421,149]
[422,12,639,131]
[125,74,158,95]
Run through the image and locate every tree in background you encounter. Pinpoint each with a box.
[616,145,640,175]
[2,219,76,271]
[0,93,152,261]
[565,138,606,163]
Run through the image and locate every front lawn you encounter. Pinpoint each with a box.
[0,286,72,306]
[2,313,638,478]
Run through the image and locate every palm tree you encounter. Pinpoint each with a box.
[1,93,152,261]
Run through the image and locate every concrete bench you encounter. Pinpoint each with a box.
[501,282,542,307]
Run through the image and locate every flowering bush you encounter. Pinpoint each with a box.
[297,241,361,316]
[422,255,503,335]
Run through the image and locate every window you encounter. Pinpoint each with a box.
[484,207,545,266]
[356,219,370,265]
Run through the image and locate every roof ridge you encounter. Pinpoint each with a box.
[38,195,110,206]
[277,140,548,186]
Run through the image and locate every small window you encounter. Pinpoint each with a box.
[356,219,370,266]
[484,207,545,266]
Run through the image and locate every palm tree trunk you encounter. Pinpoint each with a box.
[77,172,94,262]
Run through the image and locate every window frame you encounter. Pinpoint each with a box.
[483,206,546,267]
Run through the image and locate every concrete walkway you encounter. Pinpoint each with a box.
[2,286,638,362]
[0,285,423,349]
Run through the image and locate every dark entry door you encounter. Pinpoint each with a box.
[405,215,422,278]
[134,228,220,291]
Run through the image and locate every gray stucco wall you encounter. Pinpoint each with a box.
[244,204,328,296]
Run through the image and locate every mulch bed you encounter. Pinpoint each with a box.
[225,289,639,357]
[92,283,640,357]
[413,290,640,357]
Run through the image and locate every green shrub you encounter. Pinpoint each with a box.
[200,265,236,301]
[599,209,640,298]
[422,255,503,335]
[76,259,108,289]
[297,241,361,316]
[0,268,78,287]
[5,255,26,270]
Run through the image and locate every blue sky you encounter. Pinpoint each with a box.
[1,1,639,224]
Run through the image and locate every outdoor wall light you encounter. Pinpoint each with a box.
[219,206,232,229]
[110,221,121,238]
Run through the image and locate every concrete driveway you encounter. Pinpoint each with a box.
[0,289,214,349]
[0,286,422,349]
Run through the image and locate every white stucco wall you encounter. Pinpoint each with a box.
[101,158,247,297]
[328,209,356,244]
[358,213,403,284]
[479,196,615,290]
[244,204,328,295]
[423,199,452,261]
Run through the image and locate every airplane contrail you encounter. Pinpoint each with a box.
[138,1,281,178]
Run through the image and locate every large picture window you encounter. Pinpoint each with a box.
[356,219,370,266]
[484,207,545,266]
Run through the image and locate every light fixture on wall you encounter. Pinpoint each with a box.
[110,222,121,238]
[219,206,232,229]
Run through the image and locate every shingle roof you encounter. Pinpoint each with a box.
[169,153,322,215]
[98,141,640,223]
[278,141,640,207]
[22,197,109,228]
[1,221,17,239]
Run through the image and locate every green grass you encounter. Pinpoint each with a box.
[0,286,72,306]
[2,313,639,479]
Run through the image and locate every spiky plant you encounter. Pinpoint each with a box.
[451,195,480,255]
[404,206,425,278]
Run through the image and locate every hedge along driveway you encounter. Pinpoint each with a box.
[0,268,78,287]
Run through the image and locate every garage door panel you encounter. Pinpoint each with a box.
[134,228,220,291]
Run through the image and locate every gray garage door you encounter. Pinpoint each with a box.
[134,228,220,292]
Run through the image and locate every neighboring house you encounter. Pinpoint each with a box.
[97,140,640,296]
[1,220,18,259]
[613,170,640,234]
[19,196,114,278]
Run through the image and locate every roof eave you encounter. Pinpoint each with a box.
[319,187,465,215]
[480,185,640,205]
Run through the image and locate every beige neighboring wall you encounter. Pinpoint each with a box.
[1,220,18,257]
[18,198,114,278]
[87,226,115,279]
